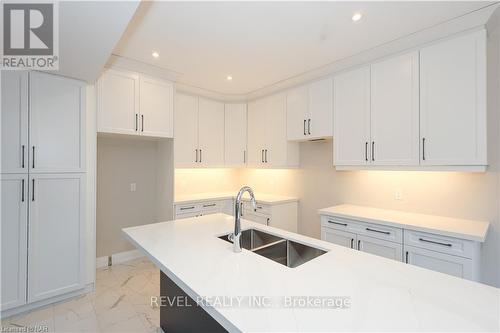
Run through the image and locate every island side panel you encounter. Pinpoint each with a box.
[160,272,228,333]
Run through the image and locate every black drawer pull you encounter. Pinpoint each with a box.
[180,206,195,211]
[366,227,390,235]
[203,203,216,207]
[328,220,347,227]
[418,238,452,247]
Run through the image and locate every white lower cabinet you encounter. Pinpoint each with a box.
[1,174,28,311]
[242,201,298,232]
[174,199,233,219]
[320,214,480,281]
[28,174,86,302]
[321,228,356,249]
[404,245,473,280]
[358,234,403,261]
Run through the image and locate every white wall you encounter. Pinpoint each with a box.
[97,136,173,257]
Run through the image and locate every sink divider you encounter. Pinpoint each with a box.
[250,239,287,252]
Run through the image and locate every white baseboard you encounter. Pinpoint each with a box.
[96,249,144,268]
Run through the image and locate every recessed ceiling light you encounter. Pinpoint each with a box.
[152,51,160,58]
[352,13,362,22]
[226,75,233,81]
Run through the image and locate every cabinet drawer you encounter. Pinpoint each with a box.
[200,201,220,212]
[243,212,270,226]
[175,203,201,215]
[321,215,402,243]
[404,230,474,259]
[243,201,271,214]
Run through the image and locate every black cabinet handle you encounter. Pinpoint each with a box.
[31,179,35,201]
[195,149,198,162]
[199,149,202,163]
[264,149,268,163]
[261,149,264,163]
[141,115,144,132]
[365,142,368,162]
[371,141,375,161]
[366,227,390,235]
[32,146,35,169]
[266,218,270,226]
[405,251,409,263]
[21,179,25,202]
[243,150,246,163]
[422,137,426,161]
[357,240,361,250]
[180,206,195,211]
[328,220,347,227]
[203,203,216,208]
[303,120,306,135]
[135,114,138,131]
[418,238,452,247]
[308,119,311,135]
[22,145,25,168]
[350,238,354,249]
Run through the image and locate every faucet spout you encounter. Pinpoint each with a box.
[233,186,256,252]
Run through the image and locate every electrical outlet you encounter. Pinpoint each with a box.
[130,183,137,192]
[394,190,403,201]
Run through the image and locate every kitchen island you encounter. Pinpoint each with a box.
[123,214,499,332]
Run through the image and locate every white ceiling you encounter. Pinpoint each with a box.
[113,1,493,95]
[54,1,139,82]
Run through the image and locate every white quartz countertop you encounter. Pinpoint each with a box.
[123,214,499,332]
[174,191,298,205]
[319,204,490,242]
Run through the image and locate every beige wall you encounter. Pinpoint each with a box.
[97,136,173,257]
[174,168,240,196]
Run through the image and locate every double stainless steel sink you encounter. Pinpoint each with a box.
[218,229,327,268]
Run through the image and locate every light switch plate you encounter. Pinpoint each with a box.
[130,183,137,192]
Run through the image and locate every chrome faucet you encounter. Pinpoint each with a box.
[232,186,257,252]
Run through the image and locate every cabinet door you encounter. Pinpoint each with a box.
[30,72,85,173]
[263,93,288,166]
[404,245,473,280]
[174,93,199,167]
[321,227,356,249]
[28,174,85,302]
[198,98,225,167]
[140,76,174,138]
[286,86,308,141]
[97,68,139,135]
[247,99,266,166]
[420,30,486,165]
[1,71,29,174]
[357,235,402,261]
[334,66,371,165]
[1,174,28,310]
[224,103,247,166]
[308,78,333,139]
[371,52,419,165]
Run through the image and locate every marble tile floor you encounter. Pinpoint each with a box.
[1,257,163,333]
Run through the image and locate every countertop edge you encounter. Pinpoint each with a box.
[318,208,488,243]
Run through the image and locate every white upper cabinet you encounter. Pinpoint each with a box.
[97,69,139,135]
[420,30,486,166]
[334,66,371,166]
[97,68,174,138]
[174,93,199,167]
[140,76,174,138]
[174,94,225,168]
[286,86,309,140]
[1,71,28,174]
[29,72,85,173]
[1,174,28,310]
[248,93,299,167]
[370,52,419,165]
[198,98,225,167]
[286,78,333,141]
[225,103,247,166]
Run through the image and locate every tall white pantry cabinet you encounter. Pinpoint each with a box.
[1,71,86,313]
